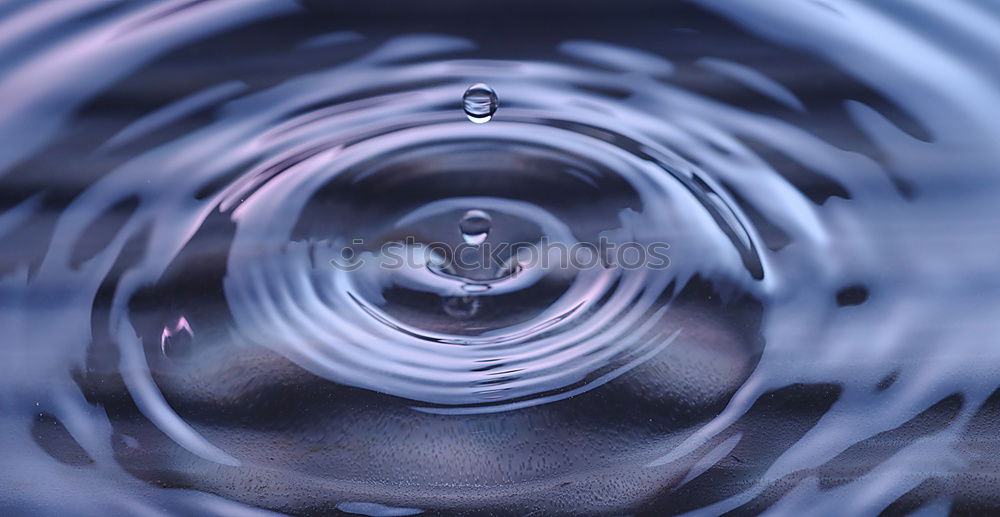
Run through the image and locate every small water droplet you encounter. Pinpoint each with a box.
[462,83,498,123]
[459,209,492,245]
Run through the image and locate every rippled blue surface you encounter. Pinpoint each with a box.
[2,1,1000,515]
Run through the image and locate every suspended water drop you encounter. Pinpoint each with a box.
[462,83,498,123]
[160,316,194,360]
[459,209,492,245]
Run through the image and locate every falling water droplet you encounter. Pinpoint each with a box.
[160,316,194,360]
[462,83,498,123]
[459,209,492,245]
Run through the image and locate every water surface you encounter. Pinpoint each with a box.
[2,1,1000,515]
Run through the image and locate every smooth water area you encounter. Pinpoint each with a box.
[2,1,1000,515]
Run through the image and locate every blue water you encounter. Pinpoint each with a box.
[2,1,1000,515]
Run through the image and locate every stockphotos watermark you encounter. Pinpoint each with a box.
[330,236,670,272]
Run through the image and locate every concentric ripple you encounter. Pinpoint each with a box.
[4,0,1000,515]
[219,82,767,412]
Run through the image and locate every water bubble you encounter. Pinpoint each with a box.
[459,209,492,245]
[462,83,498,123]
